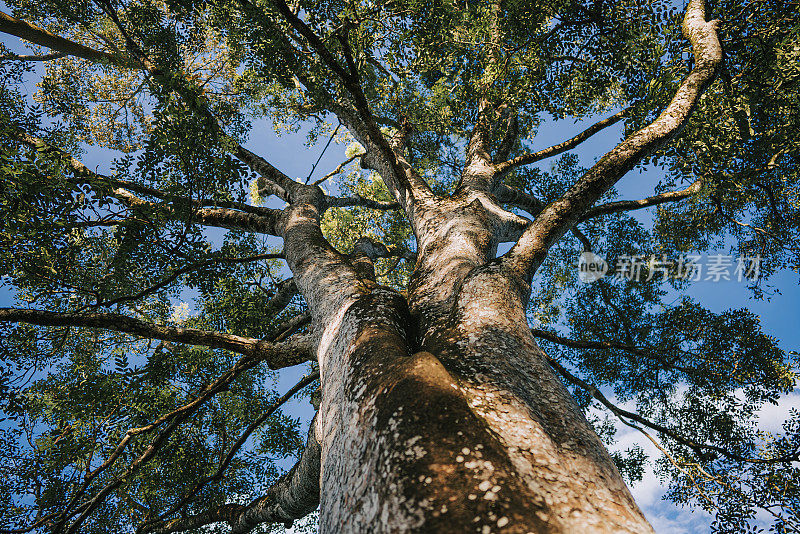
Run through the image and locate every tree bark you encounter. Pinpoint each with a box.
[310,258,653,533]
[295,179,655,532]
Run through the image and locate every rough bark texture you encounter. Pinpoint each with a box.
[296,179,655,532]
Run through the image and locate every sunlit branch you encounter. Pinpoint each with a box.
[108,186,285,235]
[505,0,722,281]
[0,10,131,66]
[459,0,504,193]
[460,98,496,191]
[138,372,320,534]
[619,421,719,509]
[324,195,400,211]
[312,153,362,186]
[494,106,630,175]
[581,179,702,220]
[236,145,297,203]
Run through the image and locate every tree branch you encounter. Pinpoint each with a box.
[266,0,434,215]
[324,194,400,210]
[0,308,312,369]
[0,51,65,61]
[10,128,285,235]
[236,145,303,203]
[494,106,630,175]
[493,184,593,250]
[494,112,519,163]
[138,373,320,534]
[546,354,797,464]
[263,278,299,319]
[312,153,361,186]
[581,179,702,220]
[531,328,694,373]
[91,253,285,309]
[28,330,314,533]
[143,414,321,534]
[0,10,130,66]
[505,0,721,281]
[0,10,309,211]
[460,98,497,191]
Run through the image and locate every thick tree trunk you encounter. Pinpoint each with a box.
[307,194,655,533]
[313,269,653,533]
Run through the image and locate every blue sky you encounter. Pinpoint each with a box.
[2,22,799,533]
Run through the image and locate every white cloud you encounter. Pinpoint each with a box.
[758,392,800,433]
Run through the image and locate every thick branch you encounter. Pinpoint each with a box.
[505,0,721,281]
[236,145,301,202]
[263,278,299,319]
[0,308,311,369]
[460,98,496,191]
[0,10,129,66]
[581,179,702,220]
[494,184,592,250]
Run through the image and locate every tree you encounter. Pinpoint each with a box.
[0,0,798,531]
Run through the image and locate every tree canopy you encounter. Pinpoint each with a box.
[0,0,798,532]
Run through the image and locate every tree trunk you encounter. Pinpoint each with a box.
[308,198,655,533]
